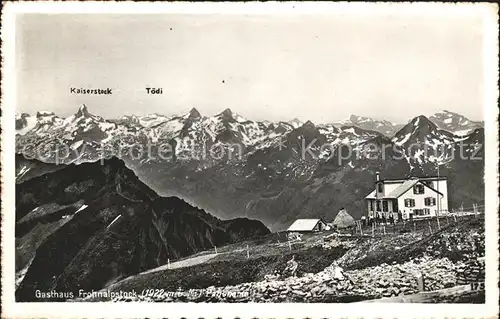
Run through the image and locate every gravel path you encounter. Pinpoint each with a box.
[141,253,219,274]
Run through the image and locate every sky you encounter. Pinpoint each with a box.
[16,12,485,123]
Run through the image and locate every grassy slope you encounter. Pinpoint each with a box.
[104,215,483,300]
[106,231,346,294]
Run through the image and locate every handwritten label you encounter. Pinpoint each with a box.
[470,282,485,291]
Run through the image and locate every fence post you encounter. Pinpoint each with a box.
[383,225,386,235]
[416,272,425,292]
[413,222,416,232]
[167,258,170,269]
[246,244,250,259]
[436,215,441,230]
[288,239,292,251]
[215,246,218,255]
[453,214,457,223]
[428,220,432,234]
[372,223,375,237]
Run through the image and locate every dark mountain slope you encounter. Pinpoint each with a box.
[15,157,270,301]
[15,153,67,184]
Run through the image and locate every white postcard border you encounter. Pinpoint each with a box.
[1,2,498,318]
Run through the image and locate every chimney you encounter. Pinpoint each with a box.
[376,171,380,182]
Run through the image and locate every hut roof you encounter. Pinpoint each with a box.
[287,219,325,232]
[332,209,356,228]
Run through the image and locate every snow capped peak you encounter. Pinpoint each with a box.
[302,120,315,129]
[337,117,353,125]
[16,112,31,121]
[220,108,233,116]
[289,118,303,129]
[187,107,202,119]
[217,108,235,121]
[121,115,140,125]
[429,110,483,135]
[36,110,55,118]
[214,108,248,122]
[71,104,105,124]
[349,114,372,124]
[392,114,455,149]
[435,109,461,117]
[411,115,434,128]
[75,105,90,118]
[431,110,468,121]
[333,114,403,138]
[15,113,37,134]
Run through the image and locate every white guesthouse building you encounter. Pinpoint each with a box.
[365,172,449,220]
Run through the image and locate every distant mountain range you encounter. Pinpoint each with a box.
[15,106,484,230]
[15,156,270,301]
[331,111,482,137]
[429,110,484,135]
[333,114,404,137]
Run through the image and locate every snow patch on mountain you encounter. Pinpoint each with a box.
[74,204,88,215]
[16,115,37,136]
[393,132,412,146]
[429,110,482,135]
[17,165,31,179]
[333,114,403,137]
[289,118,303,129]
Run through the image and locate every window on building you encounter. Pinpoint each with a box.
[382,201,388,212]
[413,184,425,194]
[424,197,436,206]
[376,200,381,211]
[423,180,433,188]
[404,198,415,207]
[368,201,373,211]
[414,208,431,216]
[377,183,384,193]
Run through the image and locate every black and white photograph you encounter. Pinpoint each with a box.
[1,2,498,318]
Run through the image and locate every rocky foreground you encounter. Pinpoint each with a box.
[110,256,482,302]
[84,217,485,303]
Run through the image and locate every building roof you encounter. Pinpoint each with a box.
[380,176,448,183]
[386,179,420,198]
[365,179,444,199]
[365,190,376,199]
[287,219,325,232]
